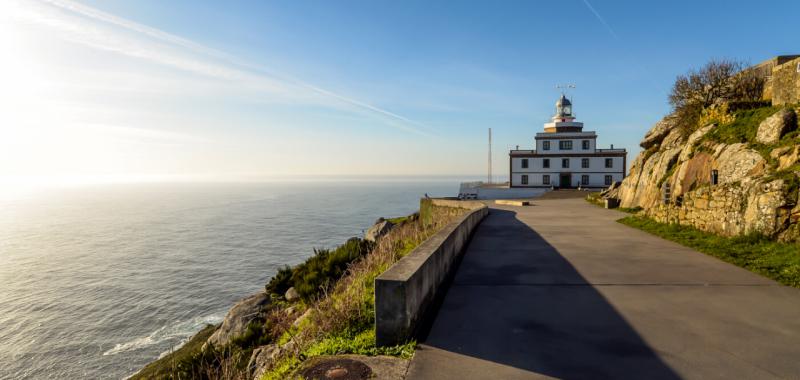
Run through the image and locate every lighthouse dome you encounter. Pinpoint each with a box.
[556,94,572,107]
[555,94,573,116]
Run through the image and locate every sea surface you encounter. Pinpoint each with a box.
[0,180,459,379]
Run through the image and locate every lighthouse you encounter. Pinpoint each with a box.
[509,95,627,188]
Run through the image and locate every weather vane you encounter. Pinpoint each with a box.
[555,84,576,96]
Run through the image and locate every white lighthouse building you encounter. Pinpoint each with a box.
[509,95,626,188]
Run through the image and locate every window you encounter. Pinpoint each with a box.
[542,141,550,150]
[543,175,550,185]
[605,175,613,186]
[543,158,550,168]
[562,158,569,168]
[581,158,590,168]
[559,140,572,150]
[582,140,590,150]
[605,158,613,168]
[521,175,529,185]
[521,158,528,169]
[581,175,589,186]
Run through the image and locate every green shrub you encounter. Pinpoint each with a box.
[265,238,375,301]
[265,265,293,297]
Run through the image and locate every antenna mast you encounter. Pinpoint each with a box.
[488,128,492,184]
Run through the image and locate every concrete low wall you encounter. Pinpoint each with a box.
[375,199,488,347]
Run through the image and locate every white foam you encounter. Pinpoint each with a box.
[103,312,223,356]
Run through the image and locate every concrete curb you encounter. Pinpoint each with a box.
[375,199,488,347]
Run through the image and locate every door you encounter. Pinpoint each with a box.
[560,173,571,188]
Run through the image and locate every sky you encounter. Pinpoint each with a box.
[1,0,799,187]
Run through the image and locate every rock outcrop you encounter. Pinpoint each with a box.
[364,219,394,242]
[248,340,299,379]
[616,107,800,242]
[757,108,797,144]
[284,287,299,302]
[248,344,279,379]
[206,292,271,348]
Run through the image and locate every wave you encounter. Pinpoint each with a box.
[103,312,223,356]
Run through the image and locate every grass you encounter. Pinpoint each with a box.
[585,194,642,214]
[386,215,412,225]
[701,106,779,145]
[619,215,800,287]
[258,202,466,379]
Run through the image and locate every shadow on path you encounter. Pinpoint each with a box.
[418,208,682,379]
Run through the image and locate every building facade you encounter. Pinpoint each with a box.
[509,95,626,188]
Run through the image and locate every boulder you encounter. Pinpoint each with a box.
[248,344,279,379]
[600,181,621,199]
[284,287,300,302]
[713,143,765,185]
[206,292,270,348]
[744,180,789,236]
[756,108,797,145]
[640,115,679,149]
[364,220,394,242]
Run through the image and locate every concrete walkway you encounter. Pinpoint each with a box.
[407,196,800,380]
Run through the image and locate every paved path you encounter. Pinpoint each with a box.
[407,196,800,380]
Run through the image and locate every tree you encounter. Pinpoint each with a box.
[668,59,745,110]
[668,58,766,130]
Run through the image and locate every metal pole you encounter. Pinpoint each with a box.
[488,128,492,184]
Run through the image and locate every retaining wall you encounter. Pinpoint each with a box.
[375,199,488,347]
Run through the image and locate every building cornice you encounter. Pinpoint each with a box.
[509,152,627,158]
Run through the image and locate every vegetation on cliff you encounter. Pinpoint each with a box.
[258,200,465,379]
[132,325,217,380]
[612,57,800,243]
[265,238,376,302]
[133,200,466,380]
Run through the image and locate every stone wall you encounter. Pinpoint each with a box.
[645,178,792,238]
[745,55,800,105]
[771,57,800,106]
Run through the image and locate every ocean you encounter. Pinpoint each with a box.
[0,180,459,379]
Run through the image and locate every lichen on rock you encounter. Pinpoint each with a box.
[618,105,800,242]
[756,108,797,144]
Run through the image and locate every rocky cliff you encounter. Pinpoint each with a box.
[611,105,800,242]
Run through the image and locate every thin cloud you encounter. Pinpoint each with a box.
[26,0,432,136]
